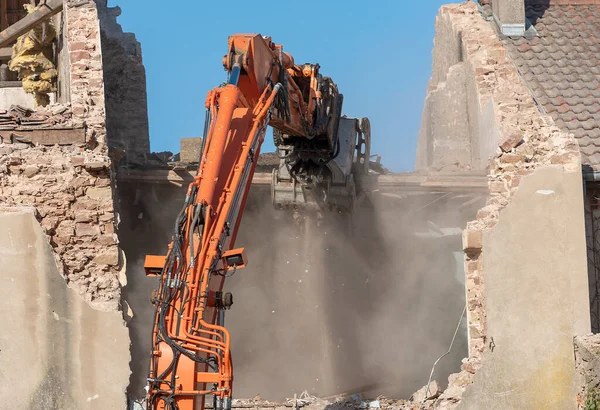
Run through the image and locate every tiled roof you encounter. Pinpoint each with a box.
[502,1,600,165]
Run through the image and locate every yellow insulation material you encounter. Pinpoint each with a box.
[8,5,58,107]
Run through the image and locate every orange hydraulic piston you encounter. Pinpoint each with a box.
[197,85,240,205]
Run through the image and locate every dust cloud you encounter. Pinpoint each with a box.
[226,190,479,400]
[119,182,482,402]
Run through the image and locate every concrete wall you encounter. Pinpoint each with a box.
[458,167,589,410]
[0,208,129,409]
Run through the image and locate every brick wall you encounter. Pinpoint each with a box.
[0,0,122,311]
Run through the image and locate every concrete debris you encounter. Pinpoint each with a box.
[203,393,434,410]
[0,104,73,131]
[575,334,600,409]
[411,381,440,404]
[8,4,58,107]
[180,137,202,163]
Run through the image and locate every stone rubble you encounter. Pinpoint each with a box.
[0,103,73,130]
[575,334,600,409]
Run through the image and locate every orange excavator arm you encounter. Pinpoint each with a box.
[143,34,372,410]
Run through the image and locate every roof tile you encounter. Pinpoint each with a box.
[503,1,600,166]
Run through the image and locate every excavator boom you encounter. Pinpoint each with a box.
[144,34,375,410]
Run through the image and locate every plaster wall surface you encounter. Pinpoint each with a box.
[0,87,36,109]
[0,88,55,110]
[458,166,589,410]
[423,62,472,171]
[416,8,500,172]
[0,208,130,409]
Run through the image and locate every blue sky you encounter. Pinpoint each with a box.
[112,0,459,172]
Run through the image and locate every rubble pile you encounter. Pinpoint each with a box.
[206,392,435,410]
[0,104,73,130]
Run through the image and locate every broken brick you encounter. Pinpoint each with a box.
[500,132,524,152]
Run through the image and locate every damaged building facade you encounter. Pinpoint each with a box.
[0,0,147,407]
[417,0,600,409]
[2,0,600,409]
[0,0,484,407]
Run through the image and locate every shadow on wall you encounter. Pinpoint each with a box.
[117,182,480,401]
[116,182,186,398]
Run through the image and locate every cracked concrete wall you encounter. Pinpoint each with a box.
[417,3,590,410]
[0,208,129,409]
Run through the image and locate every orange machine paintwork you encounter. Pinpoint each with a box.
[146,34,335,410]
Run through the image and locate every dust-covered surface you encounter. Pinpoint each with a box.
[203,392,437,410]
[118,179,484,403]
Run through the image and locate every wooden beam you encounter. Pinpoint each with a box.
[116,169,273,186]
[0,47,11,59]
[0,0,7,32]
[116,169,489,193]
[0,127,85,145]
[0,81,21,87]
[0,0,63,49]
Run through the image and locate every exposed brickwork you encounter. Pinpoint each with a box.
[0,0,122,311]
[65,0,107,146]
[97,0,150,166]
[427,3,582,408]
[0,144,120,309]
